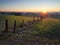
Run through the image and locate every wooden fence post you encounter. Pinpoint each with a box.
[13,21,16,34]
[20,19,24,27]
[33,16,35,22]
[37,16,40,22]
[4,19,9,33]
[32,16,35,24]
[40,15,43,21]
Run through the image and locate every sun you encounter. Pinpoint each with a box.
[42,10,47,14]
[41,10,48,16]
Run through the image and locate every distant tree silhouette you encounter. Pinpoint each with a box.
[15,13,21,16]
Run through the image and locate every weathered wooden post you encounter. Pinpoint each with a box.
[20,19,24,27]
[22,19,24,25]
[33,16,35,22]
[38,13,43,22]
[4,19,9,33]
[37,16,40,22]
[13,21,16,34]
[32,16,35,24]
[40,15,43,21]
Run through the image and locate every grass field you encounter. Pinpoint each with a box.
[0,15,60,45]
[0,15,33,31]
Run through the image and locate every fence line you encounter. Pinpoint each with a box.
[3,17,42,33]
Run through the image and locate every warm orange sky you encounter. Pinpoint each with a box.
[0,0,60,12]
[0,8,59,12]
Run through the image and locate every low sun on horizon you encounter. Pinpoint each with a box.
[40,10,48,17]
[42,10,47,14]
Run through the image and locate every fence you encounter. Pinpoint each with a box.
[3,16,42,33]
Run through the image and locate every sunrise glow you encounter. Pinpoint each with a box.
[0,0,60,12]
[42,10,47,14]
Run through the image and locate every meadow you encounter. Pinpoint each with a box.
[0,15,60,45]
[0,15,33,31]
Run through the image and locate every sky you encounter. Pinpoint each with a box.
[0,0,60,12]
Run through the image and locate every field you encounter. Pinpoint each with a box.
[0,15,33,31]
[0,15,60,45]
